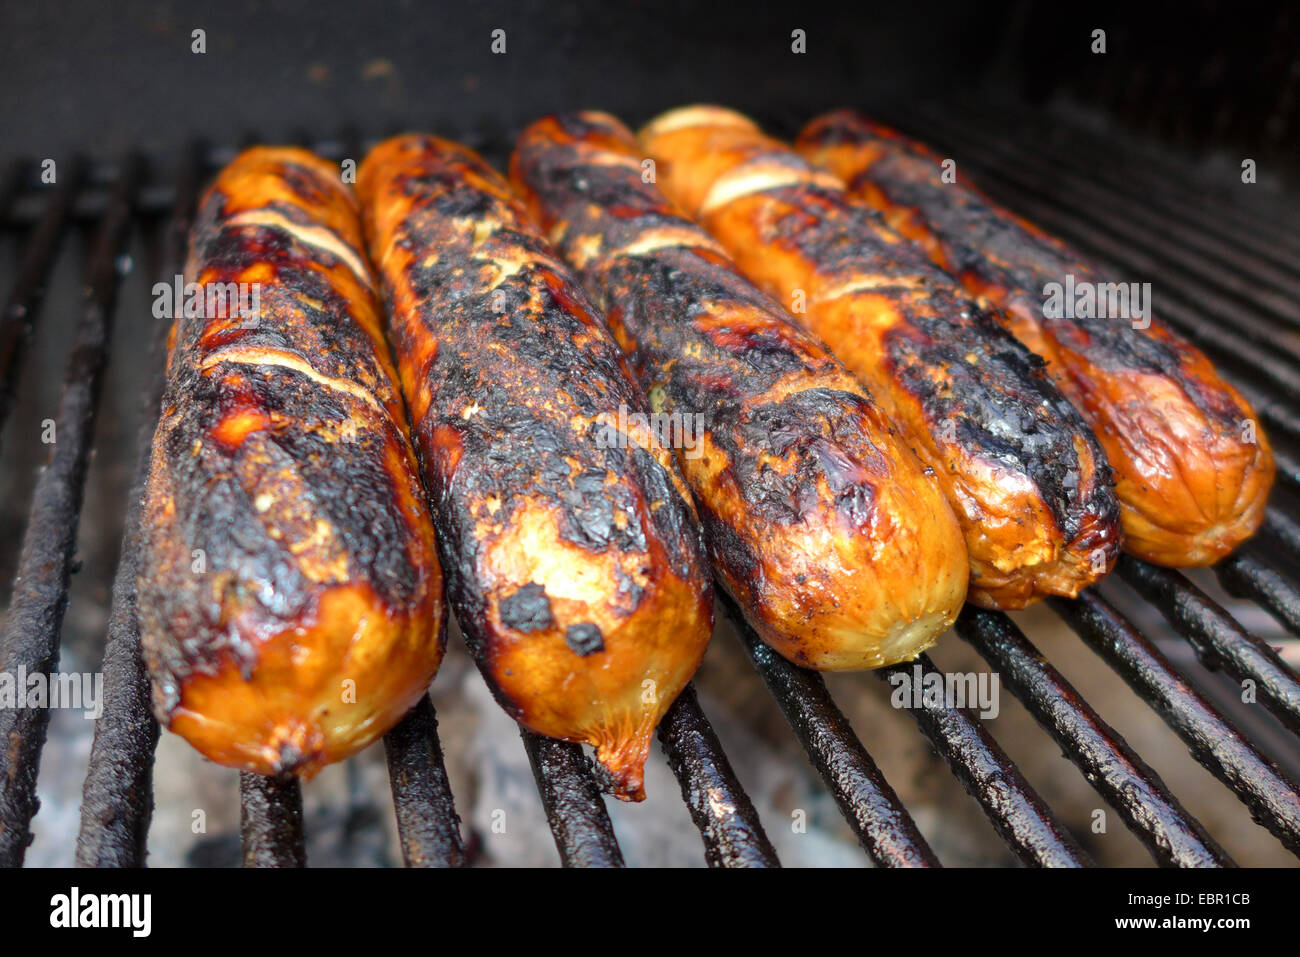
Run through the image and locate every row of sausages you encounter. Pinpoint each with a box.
[138,107,1275,799]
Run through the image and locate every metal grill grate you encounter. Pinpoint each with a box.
[1,105,1298,868]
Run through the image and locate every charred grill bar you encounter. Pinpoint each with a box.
[724,592,940,867]
[955,608,1232,867]
[0,158,82,439]
[1116,556,1300,735]
[73,144,201,869]
[874,654,1092,867]
[1050,592,1300,855]
[655,684,781,868]
[382,696,467,868]
[0,154,140,867]
[239,773,306,868]
[519,731,624,868]
[0,107,1298,867]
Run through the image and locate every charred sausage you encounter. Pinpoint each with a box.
[641,107,1122,609]
[139,147,444,777]
[357,135,713,800]
[510,111,968,669]
[797,110,1275,566]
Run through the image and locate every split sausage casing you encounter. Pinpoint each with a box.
[139,147,445,777]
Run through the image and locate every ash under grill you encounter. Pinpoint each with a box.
[1,100,1299,869]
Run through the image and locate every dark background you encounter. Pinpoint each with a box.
[2,0,1297,175]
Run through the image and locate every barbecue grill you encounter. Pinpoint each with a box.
[1,3,1298,870]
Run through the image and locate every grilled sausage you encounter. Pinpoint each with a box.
[797,111,1275,566]
[641,107,1122,609]
[138,147,444,777]
[509,112,968,669]
[357,135,713,800]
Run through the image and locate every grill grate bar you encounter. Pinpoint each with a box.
[656,683,781,867]
[1159,297,1300,391]
[1261,509,1300,563]
[876,654,1093,867]
[519,729,625,867]
[382,695,467,868]
[75,143,203,868]
[1229,379,1300,460]
[1275,448,1300,494]
[924,100,1300,268]
[904,111,1300,393]
[239,773,306,868]
[0,159,83,443]
[956,607,1232,867]
[1216,552,1300,639]
[1117,556,1300,736]
[721,595,940,867]
[961,100,1300,261]
[914,107,1300,336]
[1051,593,1300,857]
[0,155,140,867]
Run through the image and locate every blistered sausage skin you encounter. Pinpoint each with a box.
[357,135,713,800]
[509,112,968,669]
[138,147,445,777]
[641,107,1122,609]
[797,111,1275,566]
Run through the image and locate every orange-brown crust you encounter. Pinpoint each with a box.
[510,112,968,668]
[642,108,1122,609]
[357,135,714,800]
[139,147,445,778]
[798,111,1275,566]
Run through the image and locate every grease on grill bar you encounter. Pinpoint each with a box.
[1050,594,1300,855]
[0,113,1298,867]
[1218,553,1300,639]
[874,655,1093,867]
[1117,556,1300,734]
[1262,509,1300,562]
[956,608,1232,867]
[657,684,781,868]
